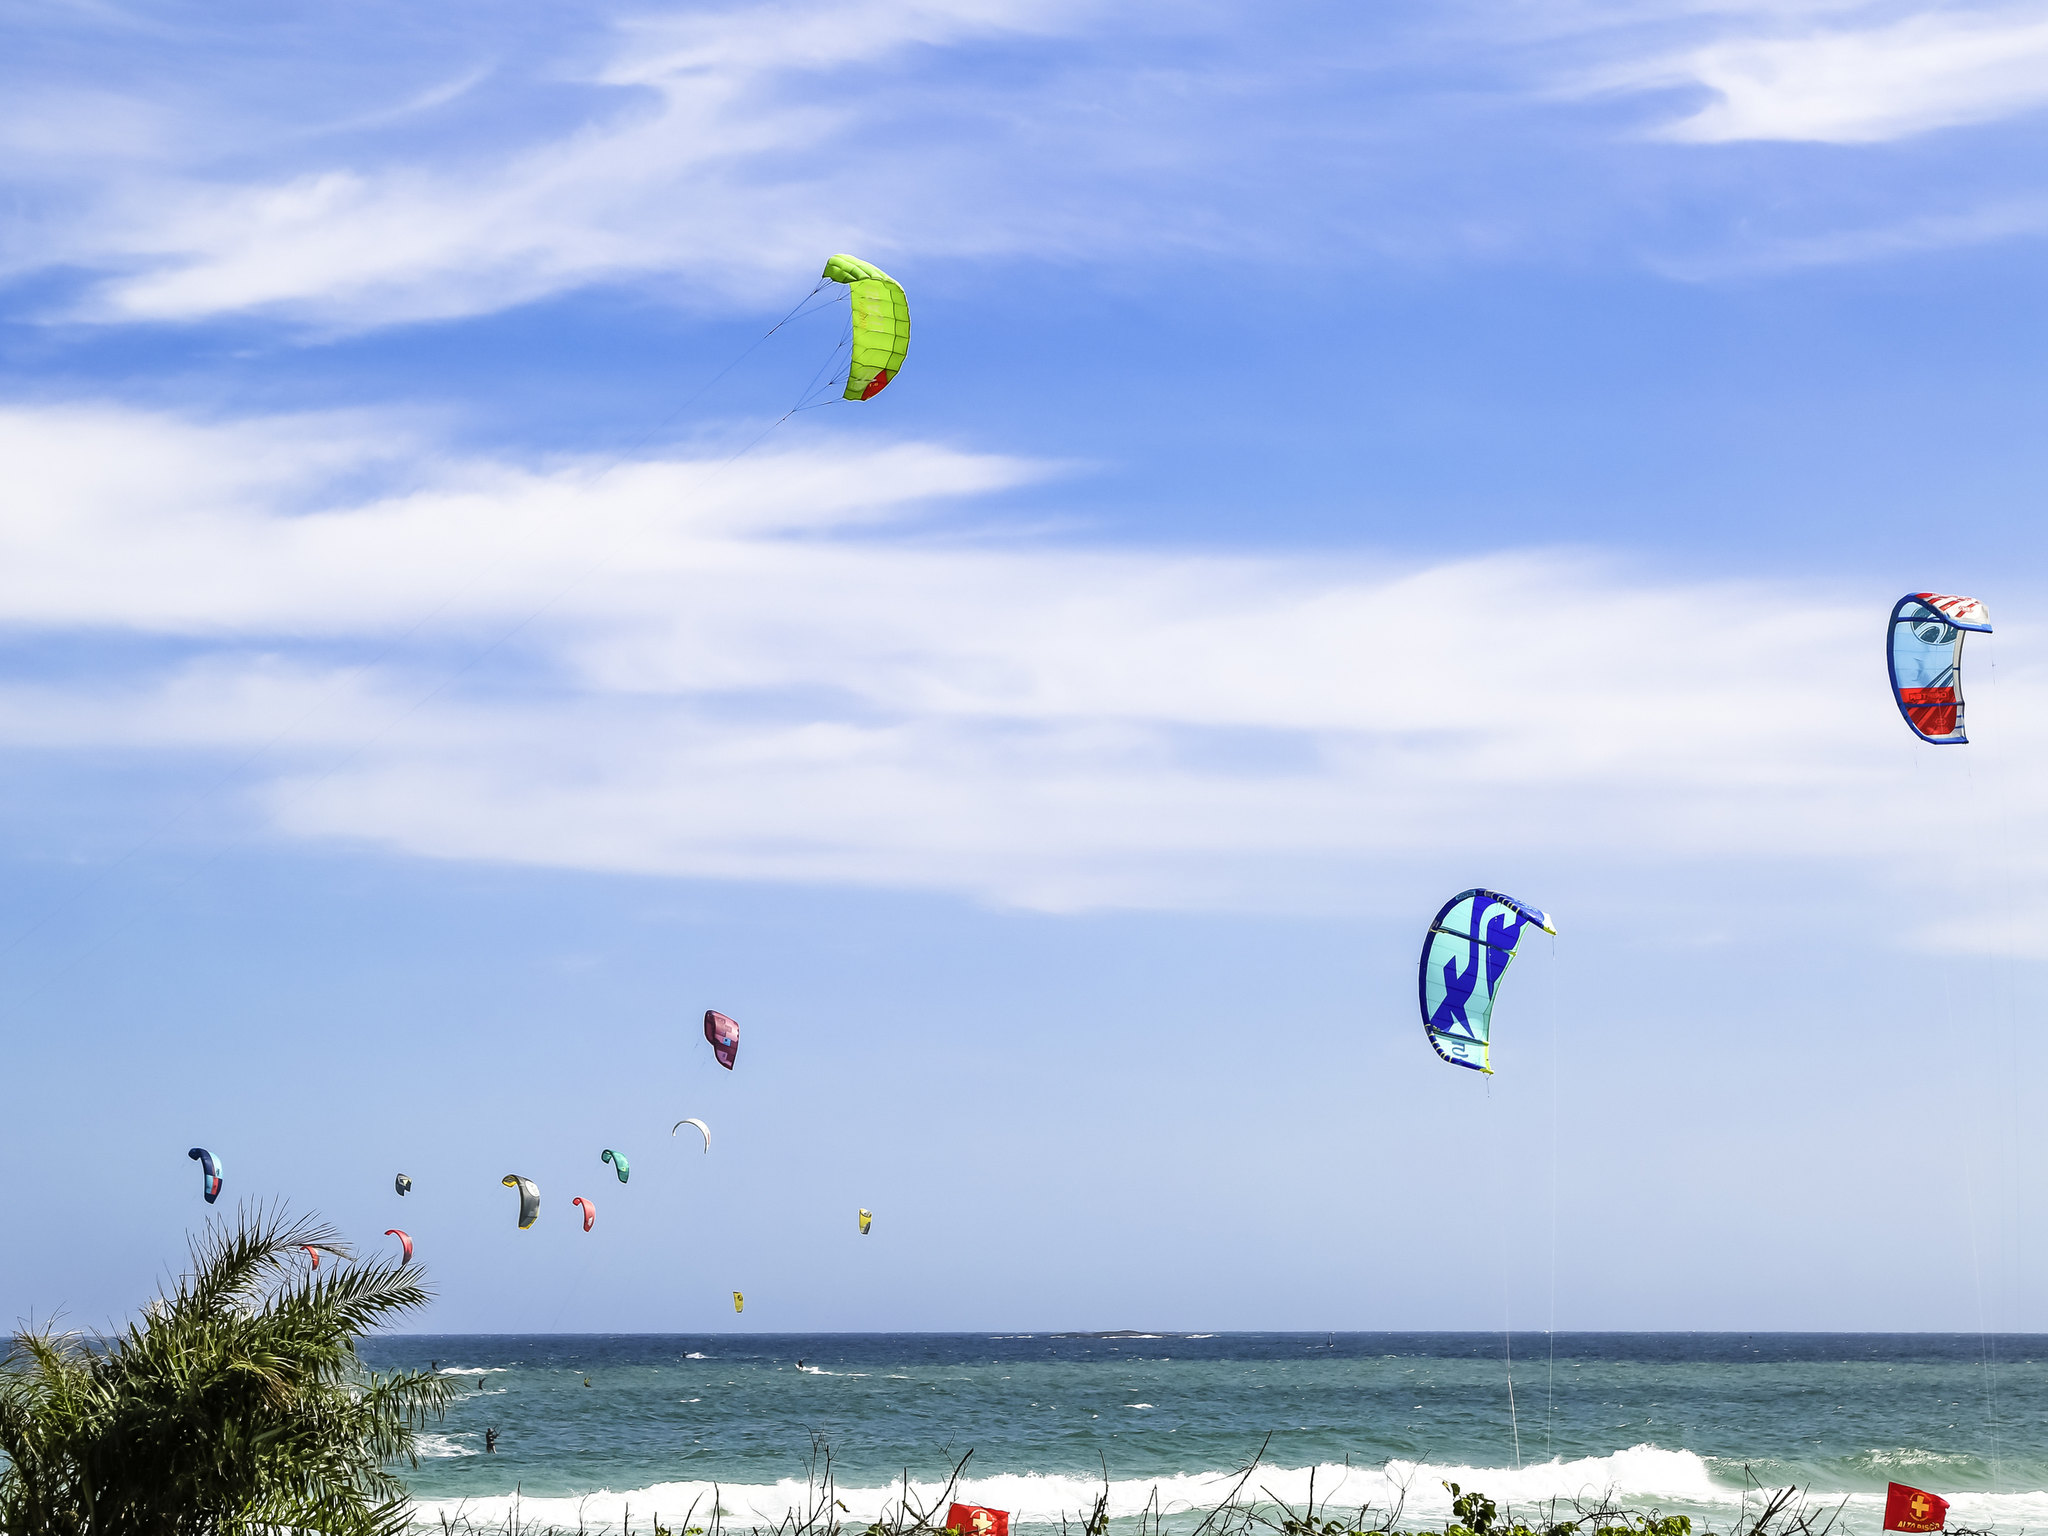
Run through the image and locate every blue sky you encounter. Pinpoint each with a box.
[4,0,2048,1335]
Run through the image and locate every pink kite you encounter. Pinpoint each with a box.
[573,1196,596,1232]
[704,1010,739,1070]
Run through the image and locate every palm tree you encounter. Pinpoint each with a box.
[0,1204,453,1535]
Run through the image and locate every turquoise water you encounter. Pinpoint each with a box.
[360,1334,2048,1533]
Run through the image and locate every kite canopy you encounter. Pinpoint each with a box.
[384,1228,413,1265]
[704,1011,739,1070]
[822,255,909,401]
[858,1208,872,1235]
[300,1245,320,1271]
[394,1173,412,1197]
[502,1174,540,1230]
[672,1118,711,1151]
[1888,593,1991,745]
[733,1290,745,1313]
[573,1196,596,1232]
[602,1149,630,1183]
[188,1148,223,1204]
[1419,889,1555,1074]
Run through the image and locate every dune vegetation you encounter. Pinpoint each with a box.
[0,1205,452,1535]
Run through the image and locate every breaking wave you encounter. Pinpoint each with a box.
[411,1447,1723,1531]
[407,1445,2048,1533]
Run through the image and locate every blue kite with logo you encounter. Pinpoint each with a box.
[1419,889,1556,1074]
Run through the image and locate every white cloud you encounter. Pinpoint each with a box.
[17,0,2048,321]
[5,0,1121,328]
[0,401,2035,921]
[1627,5,2048,143]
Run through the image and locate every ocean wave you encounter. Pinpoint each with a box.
[415,1434,479,1459]
[686,1352,711,1359]
[409,1447,1727,1531]
[436,1367,508,1376]
[1849,1448,1983,1472]
[406,1446,2048,1534]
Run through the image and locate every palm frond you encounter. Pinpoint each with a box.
[0,1203,447,1536]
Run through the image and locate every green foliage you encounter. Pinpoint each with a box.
[1434,1484,1690,1536]
[0,1203,453,1535]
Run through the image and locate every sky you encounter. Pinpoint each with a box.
[5,0,2048,1336]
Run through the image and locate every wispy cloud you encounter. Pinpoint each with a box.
[1649,192,2048,274]
[0,402,2031,921]
[15,0,2048,322]
[3,0,1133,327]
[1629,4,2048,142]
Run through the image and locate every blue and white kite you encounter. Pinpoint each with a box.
[1888,593,1991,745]
[1419,890,1555,1074]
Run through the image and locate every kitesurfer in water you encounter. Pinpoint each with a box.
[485,1428,498,1453]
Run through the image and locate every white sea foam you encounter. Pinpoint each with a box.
[1853,1447,1980,1471]
[415,1433,478,1458]
[410,1447,1722,1531]
[406,1446,2048,1534]
[685,1352,711,1359]
[1124,1404,1154,1410]
[436,1366,508,1376]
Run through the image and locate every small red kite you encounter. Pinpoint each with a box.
[1884,1483,1948,1533]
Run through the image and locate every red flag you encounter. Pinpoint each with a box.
[1884,1483,1948,1533]
[946,1505,1009,1536]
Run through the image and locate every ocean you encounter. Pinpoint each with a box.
[360,1334,2047,1535]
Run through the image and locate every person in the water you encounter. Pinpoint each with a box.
[484,1427,498,1453]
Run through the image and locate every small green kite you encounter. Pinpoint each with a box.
[822,255,909,401]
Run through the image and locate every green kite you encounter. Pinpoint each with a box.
[822,255,909,400]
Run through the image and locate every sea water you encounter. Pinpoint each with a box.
[360,1334,2047,1534]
